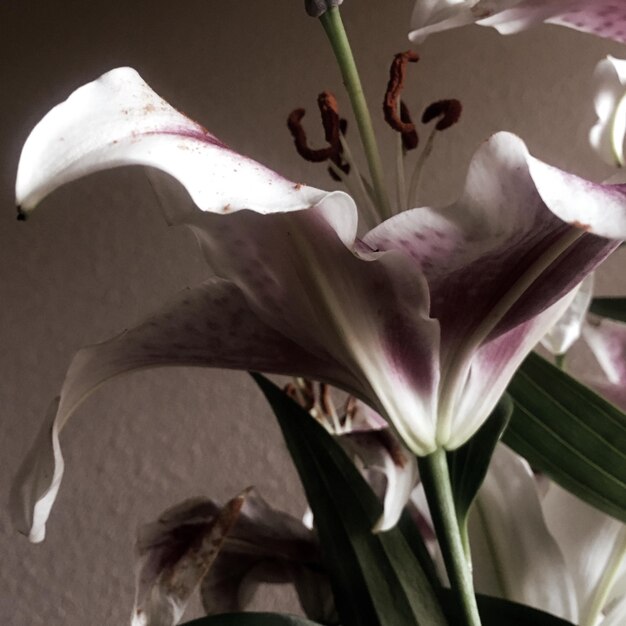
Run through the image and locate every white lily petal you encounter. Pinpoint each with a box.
[16,67,325,216]
[541,273,594,356]
[603,593,626,626]
[10,278,351,543]
[542,484,626,624]
[469,445,578,621]
[409,1,626,44]
[339,427,419,532]
[9,399,62,543]
[582,317,626,385]
[590,56,626,168]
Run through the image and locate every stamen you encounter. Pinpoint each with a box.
[287,109,336,163]
[383,51,420,135]
[422,99,462,131]
[400,101,419,151]
[318,91,340,147]
[16,206,28,221]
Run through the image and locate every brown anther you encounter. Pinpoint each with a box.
[318,91,341,148]
[400,101,418,151]
[422,99,462,131]
[383,51,420,134]
[287,108,336,163]
[16,206,28,221]
[287,91,345,168]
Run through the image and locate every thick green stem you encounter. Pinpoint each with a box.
[418,448,482,626]
[319,7,392,220]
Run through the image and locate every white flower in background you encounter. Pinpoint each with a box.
[591,56,626,169]
[286,380,418,531]
[541,273,594,357]
[13,67,626,543]
[469,445,626,626]
[409,1,626,44]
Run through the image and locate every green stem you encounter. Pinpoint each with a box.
[319,7,392,220]
[418,448,482,626]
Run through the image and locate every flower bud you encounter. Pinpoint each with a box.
[305,0,343,18]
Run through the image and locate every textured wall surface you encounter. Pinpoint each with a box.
[1,1,625,624]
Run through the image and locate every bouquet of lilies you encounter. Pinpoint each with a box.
[11,1,626,625]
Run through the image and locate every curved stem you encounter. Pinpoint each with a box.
[418,448,482,626]
[319,7,392,221]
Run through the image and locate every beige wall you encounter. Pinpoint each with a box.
[1,1,624,623]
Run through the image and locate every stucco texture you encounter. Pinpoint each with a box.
[1,1,625,624]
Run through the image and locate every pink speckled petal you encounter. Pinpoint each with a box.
[365,133,620,361]
[188,199,441,456]
[10,278,349,544]
[446,292,576,448]
[16,67,326,216]
[470,445,578,621]
[549,2,626,44]
[583,317,626,385]
[409,1,626,44]
[363,132,622,446]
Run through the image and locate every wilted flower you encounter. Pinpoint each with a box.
[133,489,335,626]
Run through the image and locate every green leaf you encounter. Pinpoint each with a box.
[181,613,324,626]
[589,297,626,323]
[442,592,575,626]
[447,396,512,529]
[504,352,626,523]
[252,374,447,626]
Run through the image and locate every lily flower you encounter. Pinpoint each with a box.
[13,67,626,543]
[469,444,626,626]
[409,1,626,45]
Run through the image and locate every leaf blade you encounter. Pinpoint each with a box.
[504,353,626,523]
[252,374,447,626]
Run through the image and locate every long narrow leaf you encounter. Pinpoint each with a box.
[448,396,512,529]
[181,613,324,626]
[252,374,446,626]
[442,592,575,626]
[504,353,626,523]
